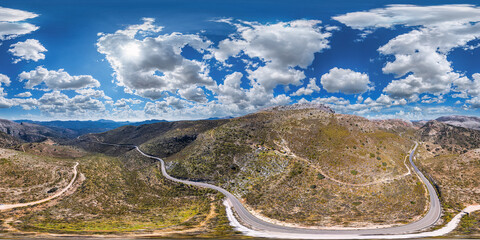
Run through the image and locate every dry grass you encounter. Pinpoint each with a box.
[163,109,425,227]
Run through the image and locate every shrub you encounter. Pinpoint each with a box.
[350,170,358,175]
[369,153,375,158]
[317,173,325,180]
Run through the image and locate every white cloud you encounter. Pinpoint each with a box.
[0,97,13,108]
[8,39,47,63]
[37,91,105,115]
[0,6,39,40]
[19,66,100,90]
[320,67,372,94]
[0,73,10,86]
[454,73,480,97]
[0,6,38,22]
[217,72,246,105]
[214,19,332,92]
[114,98,142,108]
[292,78,320,96]
[15,92,32,98]
[335,4,480,100]
[333,4,480,30]
[466,97,480,108]
[97,18,213,100]
[178,86,208,103]
[0,73,10,97]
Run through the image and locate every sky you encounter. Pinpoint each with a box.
[0,0,480,121]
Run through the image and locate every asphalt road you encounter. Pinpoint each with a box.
[135,142,442,236]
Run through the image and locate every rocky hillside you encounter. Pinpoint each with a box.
[140,105,426,227]
[74,119,228,156]
[415,121,480,235]
[67,104,424,227]
[418,120,480,152]
[0,131,22,148]
[16,119,167,137]
[0,142,233,237]
[0,119,75,142]
[436,115,480,130]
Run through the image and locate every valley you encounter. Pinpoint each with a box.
[0,104,479,238]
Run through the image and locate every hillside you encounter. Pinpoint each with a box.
[0,131,22,149]
[418,120,480,152]
[131,105,428,227]
[4,105,480,236]
[0,142,234,237]
[15,119,167,137]
[415,120,480,236]
[74,119,228,156]
[0,119,75,142]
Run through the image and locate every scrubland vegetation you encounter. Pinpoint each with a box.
[163,108,426,227]
[2,105,480,237]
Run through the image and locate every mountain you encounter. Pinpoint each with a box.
[0,119,75,142]
[76,104,427,227]
[415,119,480,232]
[73,119,229,156]
[0,130,22,148]
[3,105,480,235]
[436,115,480,130]
[418,120,480,152]
[14,119,168,137]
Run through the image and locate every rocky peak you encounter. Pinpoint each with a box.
[263,103,335,114]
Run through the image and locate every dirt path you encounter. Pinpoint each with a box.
[0,162,79,211]
[275,138,413,187]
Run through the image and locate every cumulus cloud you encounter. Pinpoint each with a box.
[214,19,332,92]
[19,66,100,90]
[0,73,10,85]
[97,18,213,100]
[292,78,321,96]
[178,86,208,103]
[333,4,480,30]
[454,73,480,97]
[15,92,32,97]
[0,6,39,40]
[466,97,480,108]
[8,39,47,63]
[37,91,105,115]
[320,68,372,94]
[334,4,480,100]
[114,98,142,108]
[0,73,10,97]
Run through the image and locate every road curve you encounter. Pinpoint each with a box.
[135,142,442,236]
[0,162,79,211]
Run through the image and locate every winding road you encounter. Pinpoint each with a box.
[0,162,79,211]
[134,142,444,237]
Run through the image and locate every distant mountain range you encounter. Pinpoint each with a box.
[1,112,480,144]
[435,115,480,130]
[13,119,168,138]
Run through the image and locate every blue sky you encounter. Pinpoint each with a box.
[0,0,479,121]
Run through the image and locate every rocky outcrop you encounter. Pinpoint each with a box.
[263,103,335,114]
